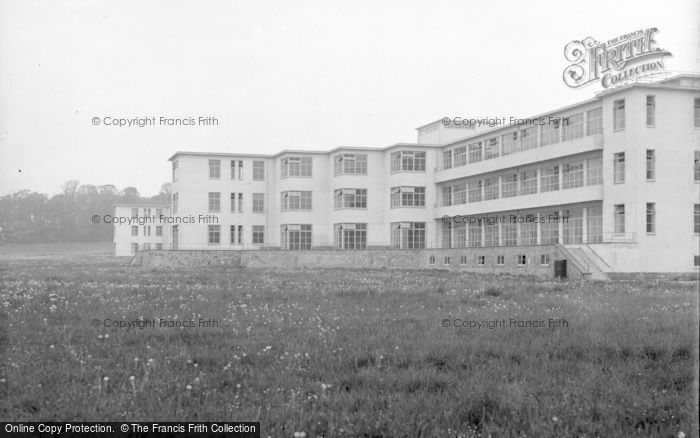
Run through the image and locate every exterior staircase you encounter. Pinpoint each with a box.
[555,243,610,281]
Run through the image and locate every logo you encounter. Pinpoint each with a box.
[563,28,672,89]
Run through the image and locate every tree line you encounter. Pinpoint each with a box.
[0,181,171,243]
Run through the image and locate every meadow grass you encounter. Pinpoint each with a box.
[0,254,697,437]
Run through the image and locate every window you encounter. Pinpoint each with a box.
[695,204,700,234]
[156,208,163,218]
[520,127,538,151]
[230,160,243,180]
[459,255,468,265]
[442,186,452,207]
[453,146,467,167]
[208,192,220,212]
[541,212,559,244]
[281,224,312,250]
[502,223,517,246]
[209,159,221,179]
[229,225,236,244]
[443,256,451,265]
[172,160,178,182]
[562,113,584,141]
[143,208,151,217]
[230,193,243,213]
[614,153,625,184]
[335,223,367,249]
[477,255,485,265]
[587,206,602,243]
[484,223,499,247]
[131,226,138,236]
[453,183,467,205]
[484,177,499,200]
[520,170,537,195]
[454,222,466,248]
[131,208,139,218]
[694,151,700,181]
[468,180,482,203]
[646,150,655,180]
[390,186,425,208]
[586,107,603,135]
[281,191,312,211]
[281,156,312,177]
[156,226,162,236]
[172,193,178,214]
[502,132,519,155]
[695,255,700,267]
[208,225,221,244]
[646,203,655,234]
[540,166,559,192]
[252,193,265,213]
[229,225,242,244]
[587,157,603,185]
[468,222,482,247]
[252,225,265,245]
[613,99,625,131]
[253,160,265,181]
[540,254,551,265]
[562,162,584,189]
[334,189,367,209]
[614,205,625,234]
[496,255,505,265]
[443,150,452,169]
[646,96,655,127]
[468,142,482,163]
[131,243,138,254]
[335,154,367,175]
[563,209,583,244]
[695,98,700,128]
[390,222,425,249]
[540,119,561,146]
[484,138,499,160]
[155,243,162,250]
[428,255,435,265]
[502,173,518,198]
[390,151,426,172]
[517,255,527,265]
[442,222,452,249]
[520,219,537,245]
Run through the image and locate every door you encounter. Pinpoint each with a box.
[554,259,567,279]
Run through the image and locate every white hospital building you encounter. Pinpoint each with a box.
[115,74,700,275]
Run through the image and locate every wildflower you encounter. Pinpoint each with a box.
[186,384,192,391]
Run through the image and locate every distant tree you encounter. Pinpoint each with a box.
[120,187,140,202]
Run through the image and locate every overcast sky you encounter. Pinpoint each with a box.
[1,0,698,197]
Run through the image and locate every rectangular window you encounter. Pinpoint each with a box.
[208,225,221,244]
[694,151,700,181]
[614,153,625,184]
[502,223,517,246]
[563,209,583,244]
[442,186,452,207]
[468,222,482,247]
[587,206,602,243]
[613,99,625,131]
[131,208,139,218]
[390,151,426,172]
[390,186,425,208]
[453,146,467,167]
[520,170,537,195]
[483,177,499,200]
[501,173,518,198]
[209,159,221,179]
[484,138,499,160]
[173,193,178,214]
[281,224,312,250]
[562,113,584,141]
[237,225,243,244]
[695,98,700,128]
[252,193,265,213]
[442,222,452,249]
[155,243,162,250]
[253,160,265,181]
[230,160,244,180]
[496,255,505,265]
[156,226,162,236]
[172,160,178,182]
[484,224,499,247]
[562,162,584,189]
[281,191,312,211]
[587,157,603,185]
[586,107,603,135]
[541,254,550,265]
[540,119,561,146]
[252,225,265,245]
[502,132,519,155]
[281,156,312,178]
[614,204,625,234]
[229,225,237,244]
[453,183,467,205]
[520,127,538,151]
[468,180,482,203]
[459,255,468,265]
[517,255,527,265]
[694,204,700,234]
[646,96,655,127]
[335,154,368,175]
[646,150,655,180]
[443,150,452,169]
[143,208,151,218]
[230,193,236,212]
[477,255,485,265]
[131,243,138,253]
[520,219,537,245]
[131,225,138,236]
[237,193,243,213]
[468,142,482,163]
[541,212,559,244]
[443,256,451,265]
[208,192,220,212]
[390,222,425,249]
[454,222,466,248]
[334,223,367,249]
[540,166,559,192]
[334,188,367,209]
[646,203,655,234]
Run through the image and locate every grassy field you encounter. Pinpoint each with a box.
[0,249,697,437]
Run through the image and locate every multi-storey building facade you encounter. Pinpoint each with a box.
[118,74,700,273]
[113,204,171,256]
